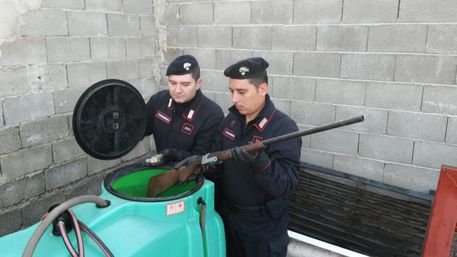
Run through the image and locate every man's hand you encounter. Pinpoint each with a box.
[145,148,179,167]
[174,155,200,169]
[230,147,258,163]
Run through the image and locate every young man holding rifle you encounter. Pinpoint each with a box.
[177,57,302,257]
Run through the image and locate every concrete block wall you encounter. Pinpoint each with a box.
[0,0,160,236]
[160,0,457,195]
[2,0,457,239]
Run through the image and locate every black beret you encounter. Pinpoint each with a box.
[166,55,199,76]
[223,57,269,79]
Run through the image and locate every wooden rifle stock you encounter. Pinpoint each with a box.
[147,115,364,197]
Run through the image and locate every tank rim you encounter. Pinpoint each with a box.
[103,162,204,202]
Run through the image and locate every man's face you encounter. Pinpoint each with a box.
[168,74,202,103]
[229,78,267,120]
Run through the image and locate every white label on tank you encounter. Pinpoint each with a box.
[166,201,185,216]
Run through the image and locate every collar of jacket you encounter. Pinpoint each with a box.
[228,94,277,132]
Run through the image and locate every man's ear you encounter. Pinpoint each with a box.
[196,78,203,90]
[258,82,268,96]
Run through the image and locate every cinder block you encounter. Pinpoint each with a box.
[37,64,68,91]
[126,37,155,57]
[399,0,457,22]
[335,106,388,134]
[91,37,126,60]
[85,0,122,11]
[271,98,291,116]
[427,25,457,54]
[68,12,107,36]
[334,155,384,181]
[3,93,54,126]
[140,16,157,37]
[0,67,30,98]
[300,148,334,169]
[341,54,395,80]
[107,14,140,37]
[388,111,447,142]
[183,48,217,70]
[293,52,341,77]
[0,127,21,155]
[180,3,213,24]
[123,0,153,14]
[47,37,90,62]
[215,92,233,114]
[167,26,197,47]
[253,51,293,75]
[214,2,251,24]
[1,145,52,180]
[107,60,139,80]
[67,62,107,87]
[139,58,154,79]
[294,0,342,24]
[21,9,67,36]
[53,138,85,163]
[20,115,69,148]
[315,79,365,105]
[0,38,46,65]
[383,163,439,193]
[0,209,22,237]
[162,48,183,67]
[395,55,457,85]
[271,76,315,101]
[359,134,413,163]
[317,26,368,51]
[197,26,232,48]
[121,139,149,161]
[0,173,45,208]
[310,130,359,155]
[272,26,315,51]
[41,0,84,9]
[87,156,121,175]
[54,88,86,114]
[252,1,293,24]
[0,108,4,128]
[422,85,457,115]
[66,173,105,198]
[159,3,180,25]
[215,49,252,70]
[368,25,427,53]
[233,27,272,50]
[446,117,457,145]
[296,124,311,148]
[290,102,335,126]
[365,82,422,111]
[200,70,226,92]
[134,79,158,99]
[413,141,457,169]
[342,0,398,23]
[22,191,66,227]
[46,159,87,190]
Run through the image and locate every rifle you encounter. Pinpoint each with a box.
[146,115,364,197]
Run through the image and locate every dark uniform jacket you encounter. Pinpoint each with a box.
[214,95,302,240]
[144,89,224,161]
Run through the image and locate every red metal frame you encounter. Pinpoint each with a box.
[423,165,457,257]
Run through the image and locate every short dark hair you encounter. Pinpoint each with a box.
[190,66,201,81]
[248,71,268,88]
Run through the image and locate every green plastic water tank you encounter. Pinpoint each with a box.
[0,164,226,257]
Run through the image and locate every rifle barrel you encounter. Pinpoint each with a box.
[262,115,364,146]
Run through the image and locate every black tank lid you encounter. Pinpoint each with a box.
[72,79,146,160]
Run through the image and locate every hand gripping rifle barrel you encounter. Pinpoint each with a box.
[147,115,364,197]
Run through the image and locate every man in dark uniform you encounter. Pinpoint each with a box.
[144,55,224,164]
[214,57,302,257]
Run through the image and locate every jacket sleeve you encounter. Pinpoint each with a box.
[143,93,160,138]
[252,119,302,198]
